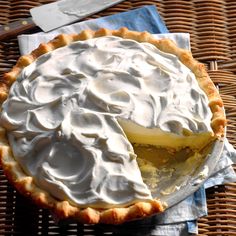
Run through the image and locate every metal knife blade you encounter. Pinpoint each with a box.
[0,0,125,41]
[30,0,125,32]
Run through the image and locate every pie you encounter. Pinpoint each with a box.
[0,28,226,224]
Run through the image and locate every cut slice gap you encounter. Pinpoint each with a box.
[134,144,212,198]
[135,145,193,192]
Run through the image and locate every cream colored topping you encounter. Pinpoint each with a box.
[1,36,213,208]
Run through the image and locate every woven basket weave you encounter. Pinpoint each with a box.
[0,0,236,235]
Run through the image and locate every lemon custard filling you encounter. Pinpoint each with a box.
[0,35,215,209]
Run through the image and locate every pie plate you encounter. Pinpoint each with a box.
[137,137,225,209]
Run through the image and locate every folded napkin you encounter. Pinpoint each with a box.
[17,5,236,235]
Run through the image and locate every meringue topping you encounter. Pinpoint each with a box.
[1,36,213,208]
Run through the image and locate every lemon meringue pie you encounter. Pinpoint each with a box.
[0,28,226,224]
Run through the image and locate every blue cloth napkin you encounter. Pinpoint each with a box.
[18,5,236,235]
[18,5,169,55]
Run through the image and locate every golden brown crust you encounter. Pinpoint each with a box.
[0,27,226,224]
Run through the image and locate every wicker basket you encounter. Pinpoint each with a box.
[0,0,235,235]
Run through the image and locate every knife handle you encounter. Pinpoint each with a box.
[0,18,36,41]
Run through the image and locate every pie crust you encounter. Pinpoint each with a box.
[0,28,226,224]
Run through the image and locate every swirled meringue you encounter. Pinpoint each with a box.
[1,36,213,208]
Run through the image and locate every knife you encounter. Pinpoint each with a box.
[0,0,125,41]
